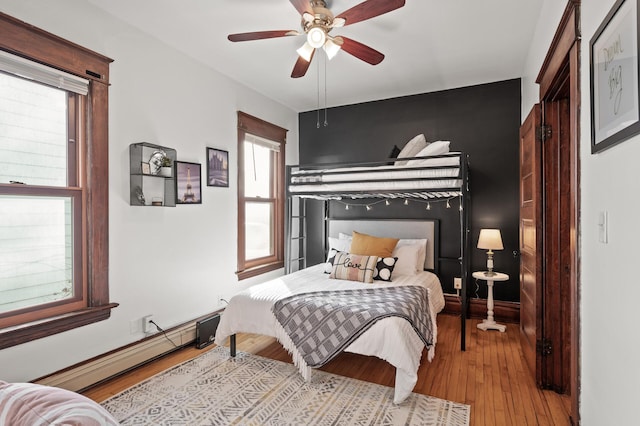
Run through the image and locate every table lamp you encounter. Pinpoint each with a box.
[477,229,503,276]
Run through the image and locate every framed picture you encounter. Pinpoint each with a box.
[590,0,640,153]
[206,147,229,187]
[141,162,151,175]
[175,161,202,204]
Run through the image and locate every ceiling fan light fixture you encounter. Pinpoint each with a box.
[296,42,315,62]
[307,26,326,48]
[323,37,342,60]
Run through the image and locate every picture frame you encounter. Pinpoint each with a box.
[590,0,640,153]
[206,147,229,187]
[141,162,151,175]
[175,161,202,204]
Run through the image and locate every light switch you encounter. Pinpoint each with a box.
[598,211,608,243]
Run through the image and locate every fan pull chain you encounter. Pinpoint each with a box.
[324,53,328,127]
[316,55,320,129]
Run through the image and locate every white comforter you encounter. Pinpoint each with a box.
[215,264,445,403]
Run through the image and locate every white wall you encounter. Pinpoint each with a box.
[522,1,640,424]
[0,0,298,382]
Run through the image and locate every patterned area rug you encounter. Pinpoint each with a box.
[101,346,470,425]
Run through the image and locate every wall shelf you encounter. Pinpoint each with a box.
[129,142,177,207]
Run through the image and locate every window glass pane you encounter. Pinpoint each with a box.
[245,202,273,260]
[0,195,74,314]
[244,140,271,198]
[0,72,68,186]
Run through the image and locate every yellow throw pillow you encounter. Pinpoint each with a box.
[349,231,399,258]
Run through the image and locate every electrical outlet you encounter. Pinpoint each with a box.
[453,277,462,289]
[143,315,154,333]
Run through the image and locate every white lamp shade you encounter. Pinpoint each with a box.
[323,37,342,60]
[477,229,503,250]
[296,42,314,62]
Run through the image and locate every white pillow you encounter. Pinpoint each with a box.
[338,232,352,240]
[391,244,422,275]
[328,236,351,252]
[406,141,450,165]
[394,134,428,166]
[395,238,428,271]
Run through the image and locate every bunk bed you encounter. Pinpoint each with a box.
[284,151,471,353]
[215,149,470,403]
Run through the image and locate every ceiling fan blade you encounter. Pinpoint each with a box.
[339,36,384,65]
[228,30,298,42]
[291,50,315,78]
[290,0,314,16]
[335,0,405,26]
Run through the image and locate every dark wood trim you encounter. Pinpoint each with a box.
[536,1,579,98]
[0,12,115,349]
[535,1,581,423]
[0,304,118,351]
[0,12,112,83]
[236,261,285,280]
[443,294,520,324]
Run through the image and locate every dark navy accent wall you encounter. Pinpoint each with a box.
[298,79,521,302]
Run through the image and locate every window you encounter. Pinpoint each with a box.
[0,12,114,349]
[236,111,287,280]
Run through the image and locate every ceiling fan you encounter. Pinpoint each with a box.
[228,0,406,78]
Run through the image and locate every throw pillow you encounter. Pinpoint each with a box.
[395,134,428,166]
[349,231,399,258]
[329,252,378,283]
[406,141,451,165]
[373,256,398,281]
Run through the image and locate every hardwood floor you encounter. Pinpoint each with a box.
[84,314,571,425]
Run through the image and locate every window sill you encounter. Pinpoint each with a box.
[236,261,284,281]
[0,303,118,350]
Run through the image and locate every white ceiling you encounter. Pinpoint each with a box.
[88,0,543,112]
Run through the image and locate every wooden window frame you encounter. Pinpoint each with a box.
[236,111,287,280]
[0,12,116,350]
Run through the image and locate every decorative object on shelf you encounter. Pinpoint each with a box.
[206,147,229,187]
[151,197,163,206]
[159,156,172,177]
[148,149,167,175]
[590,0,640,153]
[175,161,202,204]
[477,229,503,276]
[141,162,151,175]
[132,186,146,206]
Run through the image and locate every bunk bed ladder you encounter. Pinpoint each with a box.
[285,196,307,274]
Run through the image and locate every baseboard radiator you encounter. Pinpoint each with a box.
[35,313,219,393]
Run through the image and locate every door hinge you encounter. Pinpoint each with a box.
[536,125,552,142]
[536,338,552,356]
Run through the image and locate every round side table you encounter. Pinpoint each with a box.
[472,271,509,332]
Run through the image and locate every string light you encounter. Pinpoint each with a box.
[333,196,461,211]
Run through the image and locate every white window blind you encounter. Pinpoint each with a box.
[0,49,89,95]
[244,133,281,152]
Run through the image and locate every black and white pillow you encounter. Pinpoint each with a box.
[324,248,340,273]
[373,256,398,281]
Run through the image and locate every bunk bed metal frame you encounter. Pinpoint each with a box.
[284,152,471,351]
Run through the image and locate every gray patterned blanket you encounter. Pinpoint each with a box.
[272,285,434,368]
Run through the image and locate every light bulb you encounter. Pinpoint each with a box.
[307,26,326,48]
[404,199,409,206]
[426,202,431,210]
[385,200,391,206]
[366,205,372,211]
[446,199,451,209]
[345,204,349,210]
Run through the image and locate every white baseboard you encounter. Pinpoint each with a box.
[35,321,197,392]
